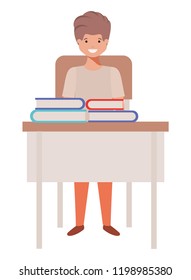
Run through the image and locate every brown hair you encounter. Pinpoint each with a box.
[74,11,111,40]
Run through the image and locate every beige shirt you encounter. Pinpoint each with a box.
[62,66,125,101]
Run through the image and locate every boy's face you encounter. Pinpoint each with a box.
[77,34,108,57]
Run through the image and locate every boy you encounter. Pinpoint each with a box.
[62,11,125,236]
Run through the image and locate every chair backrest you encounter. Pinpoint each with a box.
[55,55,132,99]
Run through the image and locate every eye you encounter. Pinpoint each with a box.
[98,40,101,43]
[85,40,88,43]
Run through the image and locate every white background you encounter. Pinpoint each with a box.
[0,0,191,279]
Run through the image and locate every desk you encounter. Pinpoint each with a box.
[23,121,169,249]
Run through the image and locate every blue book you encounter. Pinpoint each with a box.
[88,110,138,122]
[35,97,85,110]
[30,109,87,123]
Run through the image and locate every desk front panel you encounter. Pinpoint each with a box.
[27,132,164,182]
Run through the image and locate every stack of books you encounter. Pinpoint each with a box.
[86,99,138,122]
[30,97,138,123]
[30,98,87,122]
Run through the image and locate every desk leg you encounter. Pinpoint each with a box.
[126,182,132,227]
[151,132,157,249]
[57,182,63,227]
[36,182,42,249]
[36,133,42,249]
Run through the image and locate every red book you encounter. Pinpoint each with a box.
[86,99,124,110]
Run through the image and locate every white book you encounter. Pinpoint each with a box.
[35,98,85,109]
[30,109,87,123]
[88,110,138,122]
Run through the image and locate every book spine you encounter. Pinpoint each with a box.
[30,110,36,122]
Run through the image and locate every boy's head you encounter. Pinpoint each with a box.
[74,11,111,57]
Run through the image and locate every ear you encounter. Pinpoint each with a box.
[104,39,109,45]
[77,39,81,45]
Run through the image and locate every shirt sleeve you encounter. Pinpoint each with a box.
[110,67,125,98]
[62,67,77,98]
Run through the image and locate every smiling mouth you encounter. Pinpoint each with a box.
[88,49,98,53]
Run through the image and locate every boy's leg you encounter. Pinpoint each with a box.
[75,182,89,226]
[67,182,89,236]
[98,182,112,226]
[98,182,120,236]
